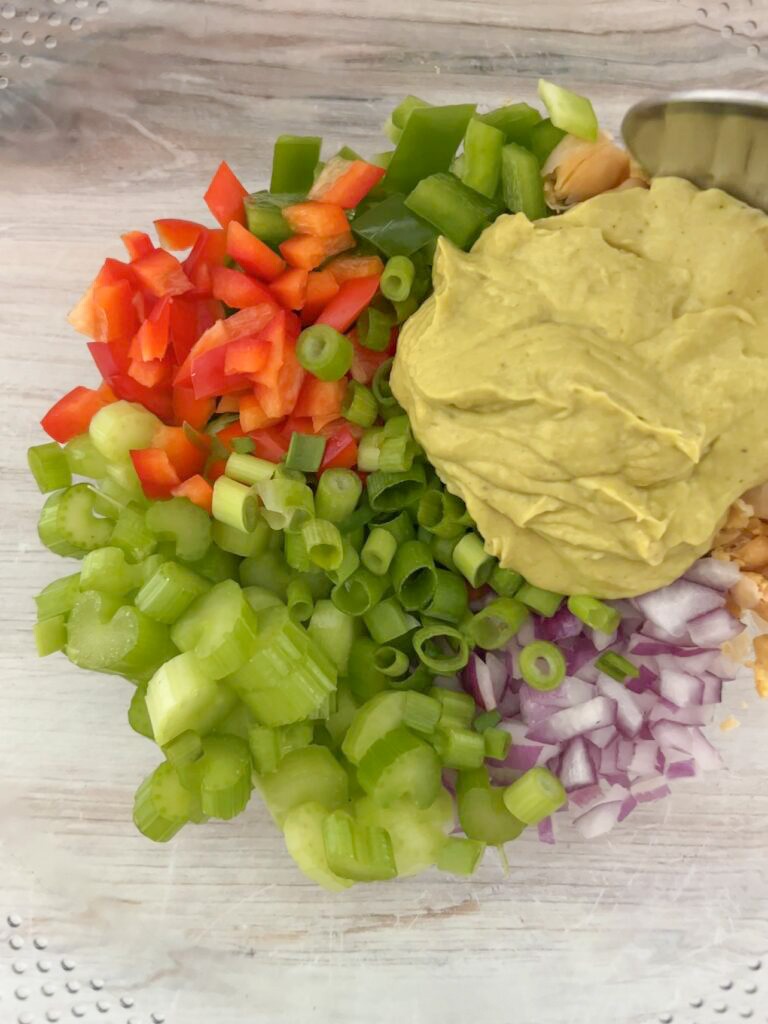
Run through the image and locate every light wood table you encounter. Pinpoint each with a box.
[1,3,767,1023]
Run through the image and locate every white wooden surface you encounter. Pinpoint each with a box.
[1,2,768,1022]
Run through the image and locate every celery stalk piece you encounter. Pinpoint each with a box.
[322,809,397,881]
[197,734,253,820]
[89,400,162,462]
[38,484,113,557]
[136,561,211,624]
[257,746,349,826]
[357,727,442,808]
[79,546,144,597]
[341,691,407,765]
[436,836,485,876]
[146,651,222,747]
[34,615,67,656]
[133,761,200,842]
[128,684,154,740]
[170,579,258,679]
[282,802,354,891]
[35,573,81,621]
[354,790,452,877]
[227,605,337,727]
[146,497,212,563]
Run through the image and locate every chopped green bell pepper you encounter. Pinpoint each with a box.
[383,103,476,195]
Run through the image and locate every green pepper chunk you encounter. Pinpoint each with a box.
[480,102,541,143]
[243,191,303,248]
[269,135,322,193]
[405,173,500,250]
[501,143,548,220]
[351,193,437,258]
[383,103,477,195]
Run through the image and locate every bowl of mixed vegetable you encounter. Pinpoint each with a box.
[26,80,764,891]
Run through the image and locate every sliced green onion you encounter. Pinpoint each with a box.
[228,606,337,727]
[452,531,494,587]
[212,476,258,533]
[567,595,621,635]
[342,380,378,428]
[225,451,276,486]
[413,623,469,673]
[326,539,360,586]
[230,436,255,455]
[516,582,563,618]
[416,489,468,539]
[367,462,426,512]
[64,433,108,479]
[503,766,566,825]
[473,709,501,733]
[483,727,511,761]
[360,527,396,577]
[357,306,393,352]
[357,726,442,808]
[322,809,397,881]
[239,550,293,598]
[490,565,524,597]
[431,687,475,730]
[331,566,388,616]
[315,468,363,523]
[595,650,640,682]
[378,435,416,473]
[34,614,67,657]
[285,432,327,473]
[302,518,343,571]
[389,663,434,693]
[133,761,197,842]
[431,534,459,572]
[345,637,389,703]
[363,595,419,645]
[283,529,311,572]
[434,726,485,769]
[373,509,416,546]
[422,569,468,625]
[372,357,397,410]
[436,836,485,876]
[372,645,409,678]
[467,597,529,650]
[307,598,358,674]
[212,517,271,558]
[519,640,566,692]
[257,477,315,532]
[35,572,81,621]
[357,428,384,473]
[296,324,354,381]
[381,255,415,303]
[394,295,419,323]
[28,442,72,493]
[274,464,306,483]
[286,577,314,624]
[391,540,437,611]
[537,78,598,141]
[170,579,259,680]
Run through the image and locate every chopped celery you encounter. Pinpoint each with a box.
[136,561,211,624]
[34,615,67,656]
[171,579,259,679]
[537,78,598,141]
[341,691,407,765]
[146,497,212,562]
[282,801,354,891]
[324,682,359,747]
[198,734,253,820]
[38,484,113,557]
[133,761,200,842]
[322,809,397,881]
[436,836,485,876]
[258,746,349,826]
[110,505,157,563]
[66,590,175,680]
[28,442,72,493]
[456,768,525,844]
[189,543,240,583]
[354,790,452,876]
[146,651,222,746]
[227,605,337,726]
[35,573,81,621]
[243,585,284,614]
[357,727,442,808]
[64,433,109,479]
[212,517,271,558]
[307,599,358,674]
[89,400,162,462]
[239,550,293,599]
[80,546,144,597]
[128,684,154,740]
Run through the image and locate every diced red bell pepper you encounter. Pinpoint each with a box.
[320,424,358,470]
[217,392,247,414]
[132,249,193,298]
[152,425,207,479]
[279,234,327,271]
[87,338,130,381]
[132,295,172,362]
[350,333,392,385]
[239,394,276,433]
[41,385,113,444]
[224,335,270,376]
[175,303,275,386]
[204,161,248,228]
[183,227,228,280]
[211,266,277,309]
[293,377,347,419]
[130,448,181,500]
[171,474,213,514]
[92,280,140,343]
[250,309,301,391]
[254,335,305,420]
[323,231,356,259]
[216,421,249,452]
[315,274,381,333]
[68,286,99,338]
[98,258,140,288]
[250,425,290,462]
[207,458,228,482]
[283,202,350,238]
[281,415,315,438]
[172,385,215,430]
[301,270,340,325]
[270,267,309,311]
[109,374,174,422]
[190,344,253,400]
[226,221,285,282]
[128,356,171,389]
[121,231,155,261]
[326,253,385,284]
[310,157,386,208]
[154,219,207,251]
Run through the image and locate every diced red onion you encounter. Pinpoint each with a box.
[563,635,598,676]
[618,795,638,822]
[497,688,521,718]
[688,608,745,647]
[650,718,695,755]
[537,606,583,642]
[627,739,659,777]
[537,817,556,844]
[700,674,724,704]
[665,757,698,779]
[648,699,715,727]
[526,696,617,744]
[574,800,623,839]
[586,724,618,749]
[568,783,605,810]
[516,618,536,646]
[634,579,724,635]
[485,651,507,695]
[690,728,724,771]
[684,557,741,591]
[656,669,705,708]
[591,627,617,652]
[626,665,658,694]
[596,674,644,737]
[631,776,672,803]
[560,736,597,791]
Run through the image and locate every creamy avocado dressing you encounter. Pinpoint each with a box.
[391,177,768,597]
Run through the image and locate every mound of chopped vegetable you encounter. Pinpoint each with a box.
[27,82,749,889]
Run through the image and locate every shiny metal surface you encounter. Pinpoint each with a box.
[622,90,768,210]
